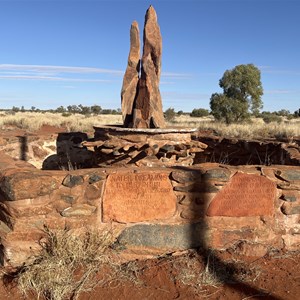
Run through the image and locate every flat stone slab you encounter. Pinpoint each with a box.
[94,125,198,134]
[102,171,176,222]
[117,223,206,250]
[207,172,276,217]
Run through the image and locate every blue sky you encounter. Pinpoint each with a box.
[0,0,299,113]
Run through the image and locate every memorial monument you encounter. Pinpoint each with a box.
[82,5,205,167]
[121,5,165,128]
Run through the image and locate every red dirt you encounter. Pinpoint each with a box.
[1,249,299,300]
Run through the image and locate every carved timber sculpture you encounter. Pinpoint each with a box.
[121,5,165,128]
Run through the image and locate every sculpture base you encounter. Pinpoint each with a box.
[82,125,207,167]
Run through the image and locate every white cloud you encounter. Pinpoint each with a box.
[264,89,292,94]
[0,64,123,75]
[161,72,193,79]
[0,74,114,82]
[259,66,300,76]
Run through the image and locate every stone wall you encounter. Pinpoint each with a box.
[0,151,299,266]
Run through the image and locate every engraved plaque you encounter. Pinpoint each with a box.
[207,173,276,217]
[103,172,176,222]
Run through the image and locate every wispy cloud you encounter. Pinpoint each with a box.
[259,66,300,76]
[0,75,113,82]
[0,64,194,83]
[0,63,123,83]
[0,64,123,75]
[161,71,193,79]
[264,89,292,95]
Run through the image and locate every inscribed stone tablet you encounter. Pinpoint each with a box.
[206,173,276,217]
[103,172,176,222]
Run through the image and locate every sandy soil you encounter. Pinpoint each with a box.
[1,249,299,300]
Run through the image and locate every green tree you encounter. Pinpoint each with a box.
[91,105,102,115]
[210,64,263,123]
[12,106,20,112]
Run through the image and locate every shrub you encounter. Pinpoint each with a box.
[261,112,282,124]
[190,108,210,118]
[164,107,176,122]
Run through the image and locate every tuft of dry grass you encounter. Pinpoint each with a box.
[173,250,262,293]
[4,226,141,300]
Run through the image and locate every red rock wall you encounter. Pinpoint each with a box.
[0,152,299,266]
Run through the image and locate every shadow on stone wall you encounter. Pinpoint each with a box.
[42,132,96,170]
[17,136,28,162]
[174,165,282,300]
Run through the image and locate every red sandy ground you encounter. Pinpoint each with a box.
[1,249,299,300]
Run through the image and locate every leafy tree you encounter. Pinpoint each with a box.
[210,64,263,123]
[56,106,66,113]
[177,110,184,116]
[91,105,102,115]
[12,106,20,112]
[67,105,80,114]
[21,105,26,112]
[294,109,300,118]
[276,109,290,117]
[78,104,91,115]
[164,107,176,122]
[190,108,210,117]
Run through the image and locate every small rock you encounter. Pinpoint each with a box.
[281,203,300,215]
[88,173,105,184]
[160,144,175,153]
[61,204,96,217]
[171,171,202,184]
[62,175,84,188]
[202,168,230,181]
[61,195,76,204]
[281,194,297,202]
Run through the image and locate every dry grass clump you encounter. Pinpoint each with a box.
[173,250,261,293]
[4,226,140,300]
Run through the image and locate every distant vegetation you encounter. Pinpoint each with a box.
[0,109,299,139]
[9,104,121,116]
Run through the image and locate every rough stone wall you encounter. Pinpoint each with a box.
[0,152,299,266]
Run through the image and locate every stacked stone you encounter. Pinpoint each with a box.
[0,151,299,267]
[194,136,300,166]
[82,126,207,167]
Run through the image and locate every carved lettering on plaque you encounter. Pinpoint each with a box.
[103,172,176,222]
[206,173,276,217]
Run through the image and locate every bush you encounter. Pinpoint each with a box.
[190,108,210,118]
[261,112,282,124]
[164,107,176,122]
